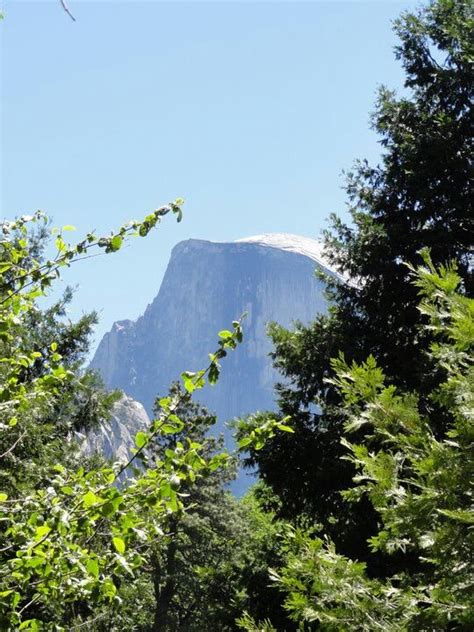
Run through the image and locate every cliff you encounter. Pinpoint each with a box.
[90,233,335,446]
[84,394,150,464]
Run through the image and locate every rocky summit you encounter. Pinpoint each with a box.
[89,233,337,485]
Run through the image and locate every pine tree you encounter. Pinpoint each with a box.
[245,0,473,569]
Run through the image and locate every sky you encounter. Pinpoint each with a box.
[1,0,418,353]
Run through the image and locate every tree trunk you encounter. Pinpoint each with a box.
[152,519,179,632]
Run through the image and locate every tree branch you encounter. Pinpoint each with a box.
[60,0,76,22]
[0,431,27,460]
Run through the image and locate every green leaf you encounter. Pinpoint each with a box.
[35,525,51,539]
[62,225,76,231]
[109,235,123,252]
[55,236,67,253]
[208,363,220,385]
[218,330,233,340]
[237,437,252,449]
[82,490,102,508]
[160,424,178,434]
[437,508,474,524]
[276,424,294,433]
[159,396,171,410]
[25,556,45,569]
[19,621,40,631]
[101,498,121,517]
[86,558,99,579]
[0,492,8,502]
[182,377,196,393]
[135,431,147,448]
[101,578,117,600]
[112,536,126,554]
[182,371,196,393]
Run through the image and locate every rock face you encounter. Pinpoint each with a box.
[84,394,150,463]
[90,234,336,444]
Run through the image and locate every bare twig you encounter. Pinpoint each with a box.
[0,431,27,459]
[70,613,110,630]
[60,0,76,22]
[18,594,41,616]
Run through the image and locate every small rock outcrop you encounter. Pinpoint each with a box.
[84,394,150,463]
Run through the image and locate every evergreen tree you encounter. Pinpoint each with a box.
[243,255,474,631]
[101,386,293,632]
[244,0,473,568]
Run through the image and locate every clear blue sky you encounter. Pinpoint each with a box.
[2,0,417,352]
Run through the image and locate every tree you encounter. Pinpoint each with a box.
[95,388,294,632]
[243,255,474,630]
[147,385,239,632]
[244,0,473,568]
[0,205,217,628]
[0,218,117,494]
[0,209,288,630]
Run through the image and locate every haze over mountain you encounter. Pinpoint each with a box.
[90,234,336,473]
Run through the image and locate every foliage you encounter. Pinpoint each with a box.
[0,204,239,629]
[105,489,293,632]
[237,612,277,632]
[243,256,474,631]
[244,0,473,568]
[0,231,120,497]
[0,206,293,630]
[91,393,295,632]
[133,386,241,632]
